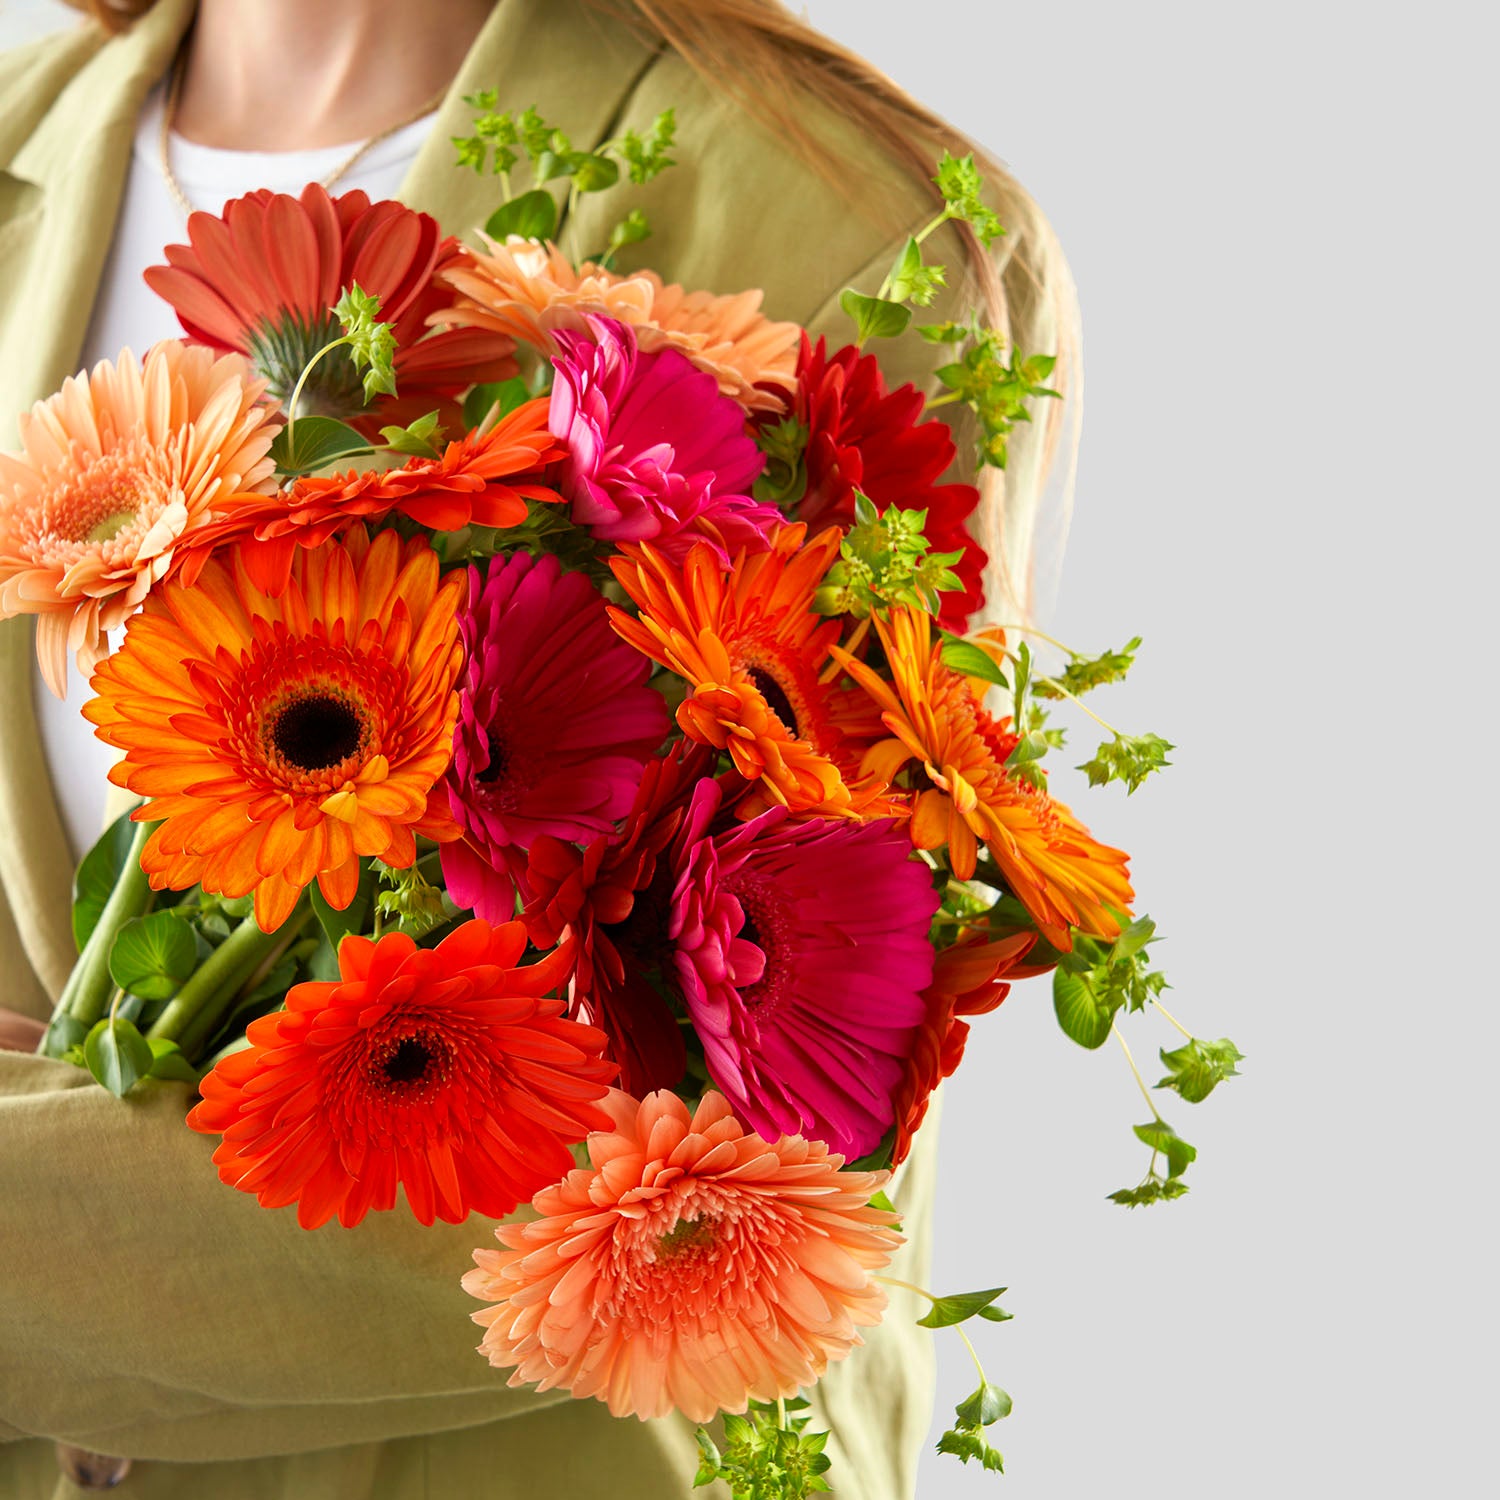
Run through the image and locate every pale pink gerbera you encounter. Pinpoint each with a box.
[464,1088,901,1422]
[439,237,800,414]
[550,316,781,562]
[670,788,940,1158]
[0,343,277,694]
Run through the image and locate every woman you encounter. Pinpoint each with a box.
[0,0,1077,1494]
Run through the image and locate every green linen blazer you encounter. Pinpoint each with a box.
[0,1,977,1494]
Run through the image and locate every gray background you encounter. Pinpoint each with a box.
[0,0,1491,1494]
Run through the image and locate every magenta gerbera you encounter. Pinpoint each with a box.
[669,785,940,1157]
[440,552,669,921]
[549,315,783,563]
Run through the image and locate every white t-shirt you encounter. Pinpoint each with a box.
[35,86,435,860]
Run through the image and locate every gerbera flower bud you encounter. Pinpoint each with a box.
[188,922,615,1228]
[464,1089,902,1422]
[0,342,278,695]
[84,527,464,932]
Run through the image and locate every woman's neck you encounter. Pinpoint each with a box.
[173,0,495,151]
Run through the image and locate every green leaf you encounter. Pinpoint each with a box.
[605,208,652,262]
[978,1303,1014,1322]
[484,188,558,242]
[940,635,1008,687]
[936,1427,1006,1472]
[1108,1174,1191,1208]
[72,809,140,952]
[839,288,912,342]
[146,1037,199,1084]
[1034,636,1142,699]
[310,860,379,953]
[955,1381,1012,1427]
[333,283,398,402]
[933,151,1006,246]
[572,153,620,193]
[463,376,533,429]
[270,415,371,477]
[1078,731,1175,793]
[619,108,677,184]
[1114,914,1157,960]
[534,147,584,183]
[845,1126,895,1172]
[884,235,947,308]
[378,409,444,460]
[108,911,199,1002]
[1132,1118,1197,1179]
[83,1016,153,1098]
[1053,966,1117,1049]
[917,1287,1008,1329]
[1157,1036,1244,1103]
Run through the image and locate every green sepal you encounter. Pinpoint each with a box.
[916,1287,1009,1329]
[83,1015,153,1098]
[270,416,371,477]
[484,188,558,243]
[108,910,199,1002]
[840,288,912,342]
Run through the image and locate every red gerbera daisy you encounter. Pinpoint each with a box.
[793,334,986,630]
[187,921,616,1229]
[145,184,515,432]
[178,399,565,595]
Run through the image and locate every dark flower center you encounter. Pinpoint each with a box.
[383,1037,432,1084]
[477,731,508,784]
[271,694,364,772]
[748,667,800,738]
[657,1214,717,1256]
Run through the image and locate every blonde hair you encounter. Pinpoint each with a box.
[63,0,1079,620]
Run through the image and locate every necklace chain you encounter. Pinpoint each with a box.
[157,55,446,220]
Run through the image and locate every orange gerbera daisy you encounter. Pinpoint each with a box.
[178,398,564,594]
[464,1089,902,1422]
[836,606,1134,949]
[187,921,616,1228]
[438,237,800,414]
[0,343,278,695]
[84,527,463,931]
[608,525,885,818]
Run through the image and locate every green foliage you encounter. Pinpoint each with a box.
[933,151,1006,247]
[845,1126,896,1173]
[309,860,380,953]
[916,1287,1010,1329]
[1051,916,1168,1049]
[940,635,1008,688]
[1133,1118,1197,1179]
[932,323,1060,471]
[1110,1115,1197,1208]
[334,284,398,403]
[867,1189,903,1233]
[1033,637,1142,700]
[605,208,652,264]
[464,376,534,430]
[378,410,445,460]
[839,288,912,343]
[885,235,947,307]
[937,1376,1011,1475]
[373,861,454,939]
[1077,731,1175,793]
[484,188,558,243]
[108,911,199,1002]
[693,1399,832,1499]
[452,90,521,177]
[1108,1174,1190,1208]
[814,497,963,618]
[72,810,140,952]
[1156,1036,1244,1104]
[619,109,677,184]
[83,1015,153,1098]
[270,415,371,477]
[146,1037,200,1085]
[753,417,809,508]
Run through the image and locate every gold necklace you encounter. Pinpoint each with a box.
[157,57,446,219]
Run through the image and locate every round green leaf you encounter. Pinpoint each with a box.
[108,911,199,1002]
[84,1016,153,1098]
[269,416,371,477]
[483,189,557,243]
[1053,967,1114,1049]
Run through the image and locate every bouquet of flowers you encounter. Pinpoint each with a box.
[1,96,1238,1494]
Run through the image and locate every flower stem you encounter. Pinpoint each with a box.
[1112,1018,1162,1121]
[40,821,158,1057]
[284,336,347,430]
[149,894,310,1058]
[1150,994,1195,1042]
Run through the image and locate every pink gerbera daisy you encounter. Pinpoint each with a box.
[439,551,669,921]
[669,784,940,1157]
[464,1088,902,1422]
[549,316,781,563]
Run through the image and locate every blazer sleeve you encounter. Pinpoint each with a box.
[0,1053,571,1463]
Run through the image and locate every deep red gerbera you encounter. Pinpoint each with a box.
[523,744,722,1095]
[145,184,515,432]
[890,932,1042,1165]
[186,921,616,1228]
[793,334,985,630]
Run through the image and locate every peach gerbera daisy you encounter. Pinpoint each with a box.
[464,1088,902,1422]
[84,527,463,932]
[608,525,885,818]
[835,606,1134,950]
[0,343,278,695]
[438,237,800,414]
